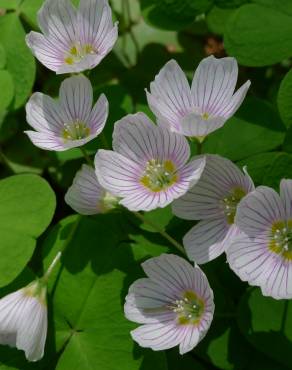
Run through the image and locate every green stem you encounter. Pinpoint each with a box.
[80,147,93,166]
[42,215,82,282]
[197,140,203,155]
[133,211,185,255]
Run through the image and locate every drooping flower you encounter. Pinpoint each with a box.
[124,254,214,354]
[25,75,108,151]
[227,180,292,299]
[95,113,206,212]
[146,56,251,140]
[172,155,254,264]
[0,280,47,361]
[26,0,118,74]
[65,164,119,215]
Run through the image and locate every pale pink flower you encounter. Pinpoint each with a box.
[26,0,118,74]
[227,180,292,299]
[25,75,108,151]
[146,56,250,139]
[95,113,206,212]
[124,254,214,354]
[172,155,254,264]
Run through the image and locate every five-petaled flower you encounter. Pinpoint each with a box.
[172,155,254,264]
[146,56,251,140]
[26,0,118,74]
[0,280,47,361]
[95,112,206,212]
[124,254,214,354]
[65,164,119,215]
[25,75,108,151]
[227,180,292,299]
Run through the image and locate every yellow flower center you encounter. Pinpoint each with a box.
[64,43,96,65]
[221,187,247,224]
[269,220,292,260]
[171,291,205,326]
[201,112,209,120]
[140,159,178,192]
[61,121,90,141]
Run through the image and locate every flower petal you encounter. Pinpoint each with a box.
[142,254,198,294]
[124,278,175,324]
[180,112,226,137]
[280,179,292,219]
[95,149,142,197]
[131,322,185,352]
[24,131,65,151]
[184,219,239,264]
[113,112,190,167]
[17,297,47,362]
[235,186,286,237]
[59,75,93,124]
[65,164,105,215]
[191,56,245,118]
[179,327,200,355]
[25,32,64,72]
[88,93,108,134]
[26,92,64,135]
[219,80,251,118]
[227,234,292,299]
[146,59,192,132]
[37,0,77,50]
[172,154,254,220]
[78,0,118,55]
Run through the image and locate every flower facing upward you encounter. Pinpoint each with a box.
[25,75,108,151]
[124,254,214,354]
[227,180,292,299]
[146,56,251,140]
[172,155,254,264]
[95,113,206,212]
[26,0,118,74]
[0,280,47,361]
[65,164,119,215]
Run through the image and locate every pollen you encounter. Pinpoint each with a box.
[202,112,209,120]
[269,219,292,260]
[61,121,91,141]
[140,159,178,192]
[170,290,205,326]
[220,187,246,224]
[64,42,96,65]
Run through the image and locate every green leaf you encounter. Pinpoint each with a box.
[140,0,213,31]
[0,44,6,69]
[202,97,286,161]
[283,126,292,153]
[0,0,20,9]
[215,0,248,8]
[139,206,174,233]
[278,69,292,128]
[206,6,235,34]
[167,348,207,370]
[260,152,292,190]
[224,3,292,66]
[0,13,36,109]
[237,288,292,369]
[0,70,13,112]
[3,133,51,175]
[20,0,43,29]
[0,174,55,286]
[237,152,283,185]
[42,214,168,369]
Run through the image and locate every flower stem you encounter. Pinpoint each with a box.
[80,147,93,166]
[197,140,203,155]
[42,215,82,282]
[133,211,185,255]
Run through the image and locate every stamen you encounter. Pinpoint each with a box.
[140,159,178,192]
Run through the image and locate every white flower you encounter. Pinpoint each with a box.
[146,56,251,139]
[0,280,47,361]
[65,164,119,215]
[124,254,214,354]
[227,180,292,299]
